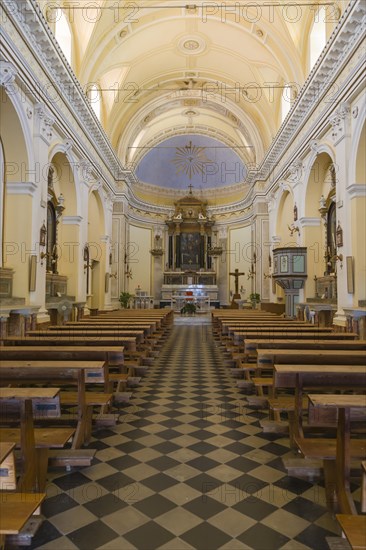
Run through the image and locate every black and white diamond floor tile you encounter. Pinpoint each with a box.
[30,317,343,549]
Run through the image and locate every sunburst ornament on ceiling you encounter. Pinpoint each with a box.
[172,140,212,179]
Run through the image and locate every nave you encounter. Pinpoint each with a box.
[28,316,348,550]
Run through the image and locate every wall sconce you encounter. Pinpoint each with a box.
[109,272,117,279]
[125,268,133,279]
[288,223,300,237]
[247,265,256,279]
[264,273,272,279]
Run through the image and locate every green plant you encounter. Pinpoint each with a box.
[249,293,260,303]
[180,302,197,315]
[119,292,134,308]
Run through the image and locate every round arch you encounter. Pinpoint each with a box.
[304,149,336,217]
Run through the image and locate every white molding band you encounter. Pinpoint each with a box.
[299,217,322,227]
[6,182,37,196]
[347,183,366,199]
[62,216,83,225]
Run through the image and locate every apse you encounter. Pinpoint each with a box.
[135,135,247,190]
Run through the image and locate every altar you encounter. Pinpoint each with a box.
[159,189,220,308]
[161,283,219,310]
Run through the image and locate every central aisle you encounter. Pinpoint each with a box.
[33,315,338,550]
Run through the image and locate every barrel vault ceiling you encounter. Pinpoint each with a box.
[39,0,343,194]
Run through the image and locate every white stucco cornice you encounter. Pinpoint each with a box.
[347,184,366,199]
[62,216,83,225]
[299,217,322,228]
[6,182,37,196]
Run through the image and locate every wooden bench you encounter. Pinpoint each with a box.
[246,349,366,410]
[0,442,16,491]
[336,514,366,549]
[301,394,366,515]
[2,335,137,353]
[27,328,144,345]
[0,360,106,450]
[0,346,128,392]
[273,365,366,507]
[0,492,45,548]
[0,388,75,492]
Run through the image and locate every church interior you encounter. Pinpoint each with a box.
[0,0,365,548]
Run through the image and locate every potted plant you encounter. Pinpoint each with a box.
[119,291,134,308]
[180,302,197,315]
[249,293,260,309]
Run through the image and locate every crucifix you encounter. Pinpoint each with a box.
[229,268,245,306]
[188,183,194,195]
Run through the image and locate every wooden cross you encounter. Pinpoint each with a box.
[229,268,245,295]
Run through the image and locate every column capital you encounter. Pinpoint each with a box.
[0,61,17,89]
[329,102,351,145]
[34,103,55,145]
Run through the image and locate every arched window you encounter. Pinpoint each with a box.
[88,84,101,120]
[309,9,326,70]
[326,201,337,274]
[55,9,72,64]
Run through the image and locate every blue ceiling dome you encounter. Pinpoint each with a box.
[135,134,246,190]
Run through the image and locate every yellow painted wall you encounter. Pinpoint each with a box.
[129,224,152,294]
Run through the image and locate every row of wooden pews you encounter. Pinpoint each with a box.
[0,308,173,547]
[212,309,366,547]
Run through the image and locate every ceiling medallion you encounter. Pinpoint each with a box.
[183,109,199,117]
[178,36,206,55]
[184,40,200,50]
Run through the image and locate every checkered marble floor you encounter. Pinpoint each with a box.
[30,315,346,550]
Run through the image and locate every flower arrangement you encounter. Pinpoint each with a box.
[180,302,198,315]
